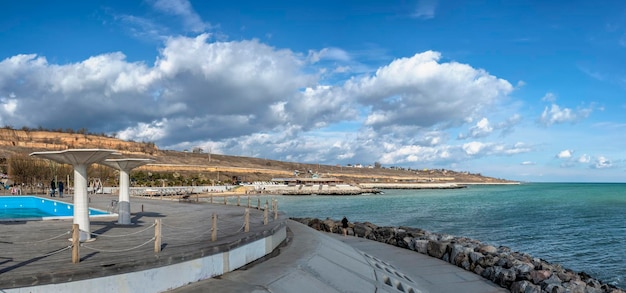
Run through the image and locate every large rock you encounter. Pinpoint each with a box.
[530,270,551,284]
[414,239,428,254]
[322,218,336,233]
[510,281,541,293]
[495,268,517,288]
[478,244,498,254]
[353,222,373,238]
[427,240,449,259]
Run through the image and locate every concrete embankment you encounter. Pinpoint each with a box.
[172,220,506,293]
[292,217,625,293]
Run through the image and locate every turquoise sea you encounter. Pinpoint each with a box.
[275,183,626,288]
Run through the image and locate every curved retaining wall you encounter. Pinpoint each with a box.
[5,223,286,293]
[292,217,625,293]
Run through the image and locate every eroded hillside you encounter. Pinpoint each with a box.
[0,129,514,184]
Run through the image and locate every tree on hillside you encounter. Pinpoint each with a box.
[8,154,48,186]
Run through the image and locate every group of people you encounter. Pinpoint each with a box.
[49,180,64,198]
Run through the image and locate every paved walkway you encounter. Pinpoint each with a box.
[171,220,508,293]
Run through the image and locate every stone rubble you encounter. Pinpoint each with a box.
[291,217,625,293]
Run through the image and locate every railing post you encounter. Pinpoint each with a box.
[72,224,80,264]
[257,198,261,210]
[274,199,278,220]
[244,208,250,232]
[210,195,213,204]
[154,219,161,253]
[263,203,268,225]
[211,213,218,241]
[237,195,240,206]
[224,196,227,205]
[247,196,251,208]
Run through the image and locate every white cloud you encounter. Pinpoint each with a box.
[539,103,592,126]
[151,0,211,33]
[578,154,591,163]
[541,92,557,103]
[348,51,514,131]
[593,156,612,169]
[412,0,437,20]
[463,141,484,156]
[556,149,573,159]
[0,35,318,144]
[117,119,167,142]
[307,48,351,63]
[521,161,535,165]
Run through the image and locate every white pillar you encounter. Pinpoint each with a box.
[73,164,90,241]
[118,169,131,225]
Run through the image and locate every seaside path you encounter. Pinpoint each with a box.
[171,220,508,293]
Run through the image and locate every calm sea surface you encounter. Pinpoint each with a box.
[275,183,626,288]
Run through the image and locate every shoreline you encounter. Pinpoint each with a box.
[291,217,625,293]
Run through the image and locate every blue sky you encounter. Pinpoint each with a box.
[1,0,626,182]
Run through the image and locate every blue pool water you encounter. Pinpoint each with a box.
[0,196,109,220]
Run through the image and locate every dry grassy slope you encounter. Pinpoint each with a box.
[0,129,513,183]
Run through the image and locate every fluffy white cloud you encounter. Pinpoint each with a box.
[539,103,592,126]
[593,156,612,169]
[348,51,513,131]
[556,149,573,159]
[578,154,591,163]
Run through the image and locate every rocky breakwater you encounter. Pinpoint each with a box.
[291,217,625,293]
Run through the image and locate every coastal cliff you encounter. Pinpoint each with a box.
[292,217,625,293]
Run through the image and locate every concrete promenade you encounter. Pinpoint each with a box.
[172,220,508,293]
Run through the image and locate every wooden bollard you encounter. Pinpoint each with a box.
[257,198,261,210]
[263,204,268,225]
[154,219,162,253]
[71,224,80,264]
[244,208,250,232]
[224,196,227,205]
[247,196,251,208]
[196,194,199,202]
[211,213,218,241]
[237,195,240,206]
[274,200,278,220]
[210,196,213,204]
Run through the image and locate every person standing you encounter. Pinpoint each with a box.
[341,216,349,237]
[50,180,56,197]
[58,181,64,198]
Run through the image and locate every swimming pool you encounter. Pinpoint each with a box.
[0,196,112,221]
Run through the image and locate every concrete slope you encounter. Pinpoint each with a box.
[171,220,508,293]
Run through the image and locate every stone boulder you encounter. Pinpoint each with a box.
[427,240,449,259]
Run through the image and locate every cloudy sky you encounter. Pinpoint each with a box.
[1,1,625,182]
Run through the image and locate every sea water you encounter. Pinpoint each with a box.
[275,183,626,288]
